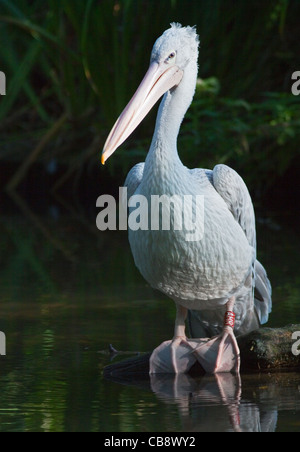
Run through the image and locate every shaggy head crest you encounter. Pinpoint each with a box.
[151,23,200,66]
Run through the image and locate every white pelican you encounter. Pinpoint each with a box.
[101,23,272,374]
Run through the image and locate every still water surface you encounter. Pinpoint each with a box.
[0,195,299,432]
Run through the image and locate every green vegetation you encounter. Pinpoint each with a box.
[181,78,300,195]
[0,0,299,195]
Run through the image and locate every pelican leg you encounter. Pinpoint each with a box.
[191,296,240,374]
[173,303,188,339]
[214,296,240,374]
[150,304,199,374]
[171,304,190,374]
[150,300,241,374]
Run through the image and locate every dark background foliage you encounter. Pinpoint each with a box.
[0,0,299,208]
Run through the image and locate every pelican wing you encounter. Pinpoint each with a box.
[212,164,271,324]
[254,260,272,324]
[189,164,271,332]
[212,164,256,250]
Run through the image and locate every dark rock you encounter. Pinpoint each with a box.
[238,324,300,372]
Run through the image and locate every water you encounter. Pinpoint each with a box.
[0,193,299,432]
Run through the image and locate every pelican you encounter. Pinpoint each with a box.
[101,23,272,374]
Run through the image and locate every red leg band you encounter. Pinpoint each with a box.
[224,311,236,329]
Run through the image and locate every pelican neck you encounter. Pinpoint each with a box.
[143,60,198,176]
[146,91,182,169]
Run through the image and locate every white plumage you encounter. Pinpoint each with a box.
[102,23,272,374]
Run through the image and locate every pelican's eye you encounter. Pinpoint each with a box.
[166,51,176,63]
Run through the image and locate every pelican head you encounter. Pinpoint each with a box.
[151,22,199,71]
[101,23,199,164]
